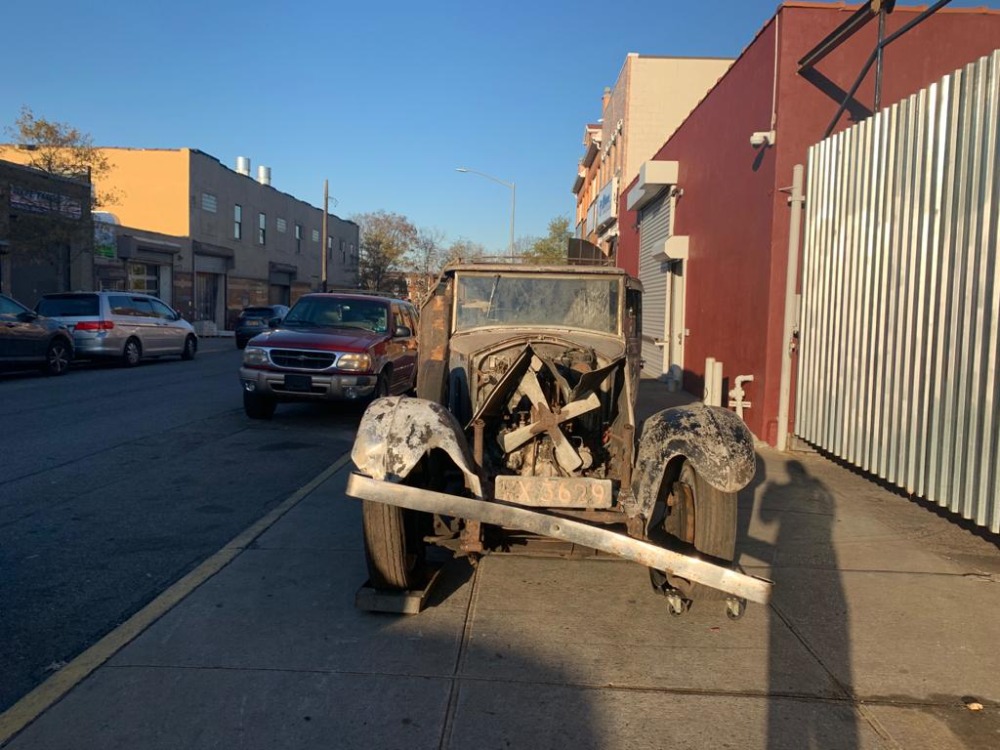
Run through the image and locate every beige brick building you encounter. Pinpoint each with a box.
[573,54,733,260]
[2,146,358,331]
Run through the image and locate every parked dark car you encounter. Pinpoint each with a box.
[239,293,418,419]
[0,293,74,376]
[235,304,289,349]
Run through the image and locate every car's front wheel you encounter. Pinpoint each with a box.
[243,391,276,420]
[42,339,72,376]
[361,500,427,590]
[181,335,197,360]
[651,459,738,602]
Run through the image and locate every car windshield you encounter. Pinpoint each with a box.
[241,307,277,319]
[454,273,620,334]
[282,297,388,333]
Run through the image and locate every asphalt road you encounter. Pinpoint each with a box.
[0,340,359,712]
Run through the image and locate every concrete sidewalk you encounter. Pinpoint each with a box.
[3,381,999,749]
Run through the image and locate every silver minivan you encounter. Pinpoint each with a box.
[36,291,198,366]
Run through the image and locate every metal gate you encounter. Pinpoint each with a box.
[638,194,671,376]
[796,50,1000,534]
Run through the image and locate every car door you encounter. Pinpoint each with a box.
[0,295,47,360]
[150,298,186,354]
[128,296,164,354]
[390,303,418,392]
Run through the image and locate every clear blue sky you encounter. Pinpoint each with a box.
[3,0,997,253]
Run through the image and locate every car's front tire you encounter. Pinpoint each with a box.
[243,391,276,420]
[181,335,197,360]
[361,500,427,590]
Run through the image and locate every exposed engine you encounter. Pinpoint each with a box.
[469,342,625,482]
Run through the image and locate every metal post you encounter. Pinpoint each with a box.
[509,182,516,259]
[321,179,328,292]
[874,6,887,111]
[777,164,805,451]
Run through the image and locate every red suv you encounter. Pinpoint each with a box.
[238,292,419,419]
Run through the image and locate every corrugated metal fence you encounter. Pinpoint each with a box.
[797,50,1000,533]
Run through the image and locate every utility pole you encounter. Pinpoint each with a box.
[321,179,329,292]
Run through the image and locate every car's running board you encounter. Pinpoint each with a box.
[346,473,772,605]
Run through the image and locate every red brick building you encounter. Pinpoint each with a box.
[616,1,1000,445]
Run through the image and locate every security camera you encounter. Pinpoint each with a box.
[750,130,776,148]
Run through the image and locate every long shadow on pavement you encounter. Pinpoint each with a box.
[756,458,859,750]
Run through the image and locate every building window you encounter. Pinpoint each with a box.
[311,229,320,243]
[127,262,160,296]
[234,204,242,240]
[341,239,345,265]
[295,224,302,253]
[201,193,217,213]
[277,217,287,233]
[258,212,266,245]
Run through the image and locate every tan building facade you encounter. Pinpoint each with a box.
[3,147,359,331]
[573,54,733,261]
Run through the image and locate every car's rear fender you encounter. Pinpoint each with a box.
[351,396,482,497]
[633,403,756,534]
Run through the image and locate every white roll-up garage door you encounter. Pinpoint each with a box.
[638,194,671,377]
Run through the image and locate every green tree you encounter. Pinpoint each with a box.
[353,210,418,293]
[522,216,571,264]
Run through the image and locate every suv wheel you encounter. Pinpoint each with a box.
[374,370,391,399]
[244,391,276,420]
[42,339,72,376]
[122,338,142,368]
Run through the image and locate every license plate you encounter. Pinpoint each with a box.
[284,373,312,392]
[494,476,613,509]
[245,320,262,327]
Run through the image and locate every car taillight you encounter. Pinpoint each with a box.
[74,321,115,331]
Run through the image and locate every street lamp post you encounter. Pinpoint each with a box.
[319,181,341,292]
[456,167,516,259]
[321,179,329,292]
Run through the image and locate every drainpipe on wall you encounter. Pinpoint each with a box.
[776,164,805,451]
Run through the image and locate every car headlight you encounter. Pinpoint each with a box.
[337,352,372,372]
[243,347,269,366]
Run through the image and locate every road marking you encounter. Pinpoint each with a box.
[0,451,354,746]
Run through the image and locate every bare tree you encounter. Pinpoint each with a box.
[1,107,116,272]
[2,106,115,209]
[442,238,488,267]
[405,227,444,306]
[353,210,418,293]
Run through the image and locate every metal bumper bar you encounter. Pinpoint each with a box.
[346,473,772,605]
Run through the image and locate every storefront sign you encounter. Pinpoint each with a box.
[10,184,83,220]
[596,178,617,229]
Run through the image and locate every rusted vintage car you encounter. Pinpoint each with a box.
[347,263,770,616]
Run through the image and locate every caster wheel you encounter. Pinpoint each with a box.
[666,592,689,617]
[726,596,747,621]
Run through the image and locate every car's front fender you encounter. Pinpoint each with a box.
[633,403,756,522]
[351,396,483,497]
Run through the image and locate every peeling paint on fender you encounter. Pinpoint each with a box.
[351,396,483,497]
